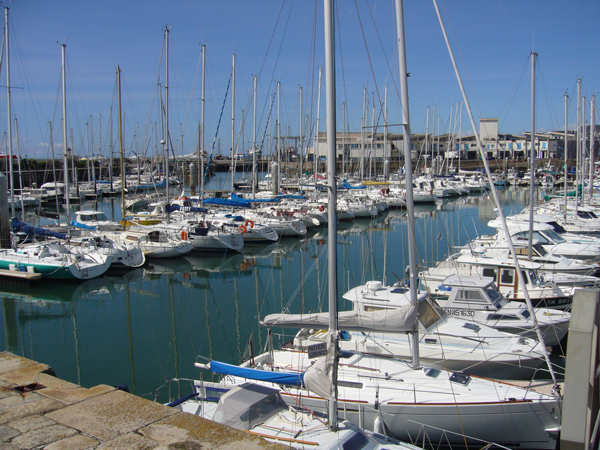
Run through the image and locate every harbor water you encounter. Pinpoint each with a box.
[0,179,547,404]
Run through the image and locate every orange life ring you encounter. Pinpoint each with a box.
[245,219,255,229]
[181,231,188,240]
[239,225,247,234]
[319,205,325,212]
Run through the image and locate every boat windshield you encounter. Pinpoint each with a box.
[484,286,504,306]
[544,229,566,244]
[340,432,370,450]
[547,221,567,234]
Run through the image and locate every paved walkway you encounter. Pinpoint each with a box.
[0,352,283,449]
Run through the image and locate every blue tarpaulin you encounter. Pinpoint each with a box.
[11,218,68,240]
[70,221,96,230]
[203,197,252,208]
[210,360,305,387]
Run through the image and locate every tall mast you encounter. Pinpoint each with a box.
[252,75,257,198]
[314,68,322,189]
[5,8,14,217]
[200,44,206,203]
[564,92,569,221]
[384,86,388,179]
[299,86,303,182]
[361,88,366,182]
[424,106,430,172]
[277,81,281,194]
[590,96,595,201]
[231,54,236,192]
[342,102,346,177]
[324,0,338,430]
[117,66,126,222]
[395,0,419,368]
[369,95,375,180]
[62,44,70,224]
[576,78,581,212]
[458,103,463,172]
[109,107,113,190]
[528,52,537,261]
[164,26,170,207]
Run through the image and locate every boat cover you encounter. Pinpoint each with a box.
[165,204,207,214]
[209,360,304,386]
[11,218,68,240]
[70,221,95,230]
[211,383,288,430]
[230,193,280,203]
[261,303,418,333]
[203,197,251,208]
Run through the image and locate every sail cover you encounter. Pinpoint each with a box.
[261,303,418,333]
[303,331,337,400]
[209,360,304,387]
[11,218,68,240]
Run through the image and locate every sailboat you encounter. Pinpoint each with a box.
[172,2,562,449]
[167,4,420,449]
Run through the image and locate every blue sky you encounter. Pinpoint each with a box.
[3,0,599,159]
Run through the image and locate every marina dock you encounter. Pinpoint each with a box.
[0,352,284,449]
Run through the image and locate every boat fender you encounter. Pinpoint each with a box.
[181,231,188,240]
[245,219,254,229]
[319,205,325,212]
[239,225,247,234]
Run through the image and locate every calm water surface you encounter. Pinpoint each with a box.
[0,183,539,402]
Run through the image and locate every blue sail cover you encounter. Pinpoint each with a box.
[203,197,251,208]
[210,360,305,387]
[11,218,68,240]
[339,182,366,190]
[70,221,96,230]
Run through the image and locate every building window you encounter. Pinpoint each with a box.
[517,143,522,150]
[542,142,547,149]
[508,143,513,150]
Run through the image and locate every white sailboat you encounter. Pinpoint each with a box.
[182,2,562,449]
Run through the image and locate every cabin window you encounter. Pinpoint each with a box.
[548,221,566,233]
[338,380,363,389]
[484,286,503,306]
[364,305,387,312]
[424,368,441,378]
[545,230,566,244]
[533,244,547,256]
[424,338,437,345]
[487,314,520,321]
[462,322,481,333]
[482,268,497,279]
[456,289,485,303]
[500,269,515,284]
[342,432,369,450]
[520,310,531,319]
